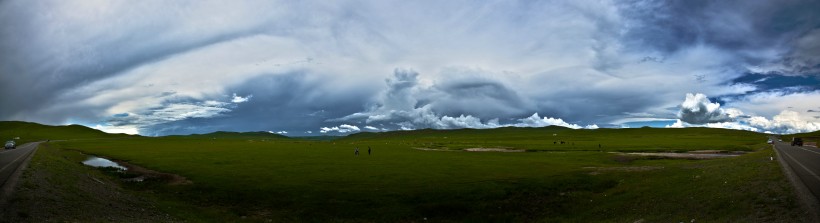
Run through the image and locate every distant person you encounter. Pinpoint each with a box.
[355,147,359,156]
[598,144,601,149]
[368,146,371,155]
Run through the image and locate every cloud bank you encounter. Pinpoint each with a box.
[0,1,817,135]
[331,69,599,132]
[669,93,820,134]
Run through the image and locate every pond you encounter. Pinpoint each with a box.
[82,156,127,171]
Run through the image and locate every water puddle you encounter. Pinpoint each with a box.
[82,156,127,171]
[625,152,741,159]
[80,155,190,185]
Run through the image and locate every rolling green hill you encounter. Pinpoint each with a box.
[0,121,135,144]
[169,131,289,140]
[783,130,820,145]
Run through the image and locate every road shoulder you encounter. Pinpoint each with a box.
[0,143,177,222]
[0,143,37,207]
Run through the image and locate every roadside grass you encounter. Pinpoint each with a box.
[50,127,807,222]
[1,143,177,222]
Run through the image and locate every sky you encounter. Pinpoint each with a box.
[1,0,819,136]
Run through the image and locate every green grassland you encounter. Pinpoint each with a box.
[0,122,808,221]
[342,126,766,152]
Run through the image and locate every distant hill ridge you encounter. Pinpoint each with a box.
[0,121,134,143]
[3,120,819,144]
[177,131,290,139]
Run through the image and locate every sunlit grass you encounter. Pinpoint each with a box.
[46,127,805,221]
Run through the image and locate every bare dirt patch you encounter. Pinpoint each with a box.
[413,147,526,152]
[626,152,741,159]
[115,160,192,185]
[583,166,664,175]
[413,147,454,151]
[464,148,525,152]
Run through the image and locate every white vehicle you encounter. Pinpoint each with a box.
[4,140,15,149]
[767,139,773,144]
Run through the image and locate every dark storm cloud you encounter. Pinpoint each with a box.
[1,1,818,135]
[332,69,598,131]
[141,72,374,136]
[429,77,532,120]
[0,1,276,124]
[621,0,820,73]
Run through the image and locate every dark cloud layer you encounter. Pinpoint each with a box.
[142,72,375,136]
[622,0,820,75]
[0,0,818,135]
[0,15,260,123]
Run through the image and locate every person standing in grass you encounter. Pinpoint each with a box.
[355,147,359,156]
[368,146,371,155]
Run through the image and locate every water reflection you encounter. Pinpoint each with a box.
[82,156,127,170]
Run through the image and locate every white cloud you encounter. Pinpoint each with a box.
[231,93,252,103]
[514,113,599,129]
[610,117,678,125]
[724,90,820,118]
[670,93,820,134]
[320,124,361,134]
[678,93,733,124]
[96,99,235,135]
[664,119,760,132]
[93,124,139,135]
[746,110,820,134]
[336,69,600,131]
[305,131,312,134]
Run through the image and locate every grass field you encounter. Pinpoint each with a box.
[340,126,767,152]
[34,125,807,222]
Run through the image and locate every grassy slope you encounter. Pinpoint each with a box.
[50,127,806,222]
[783,130,820,144]
[0,121,133,144]
[170,131,290,140]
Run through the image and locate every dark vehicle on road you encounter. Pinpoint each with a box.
[792,137,803,146]
[4,140,15,149]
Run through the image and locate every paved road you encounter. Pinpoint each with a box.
[772,138,820,203]
[0,142,39,188]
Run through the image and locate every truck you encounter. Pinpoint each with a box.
[792,137,803,146]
